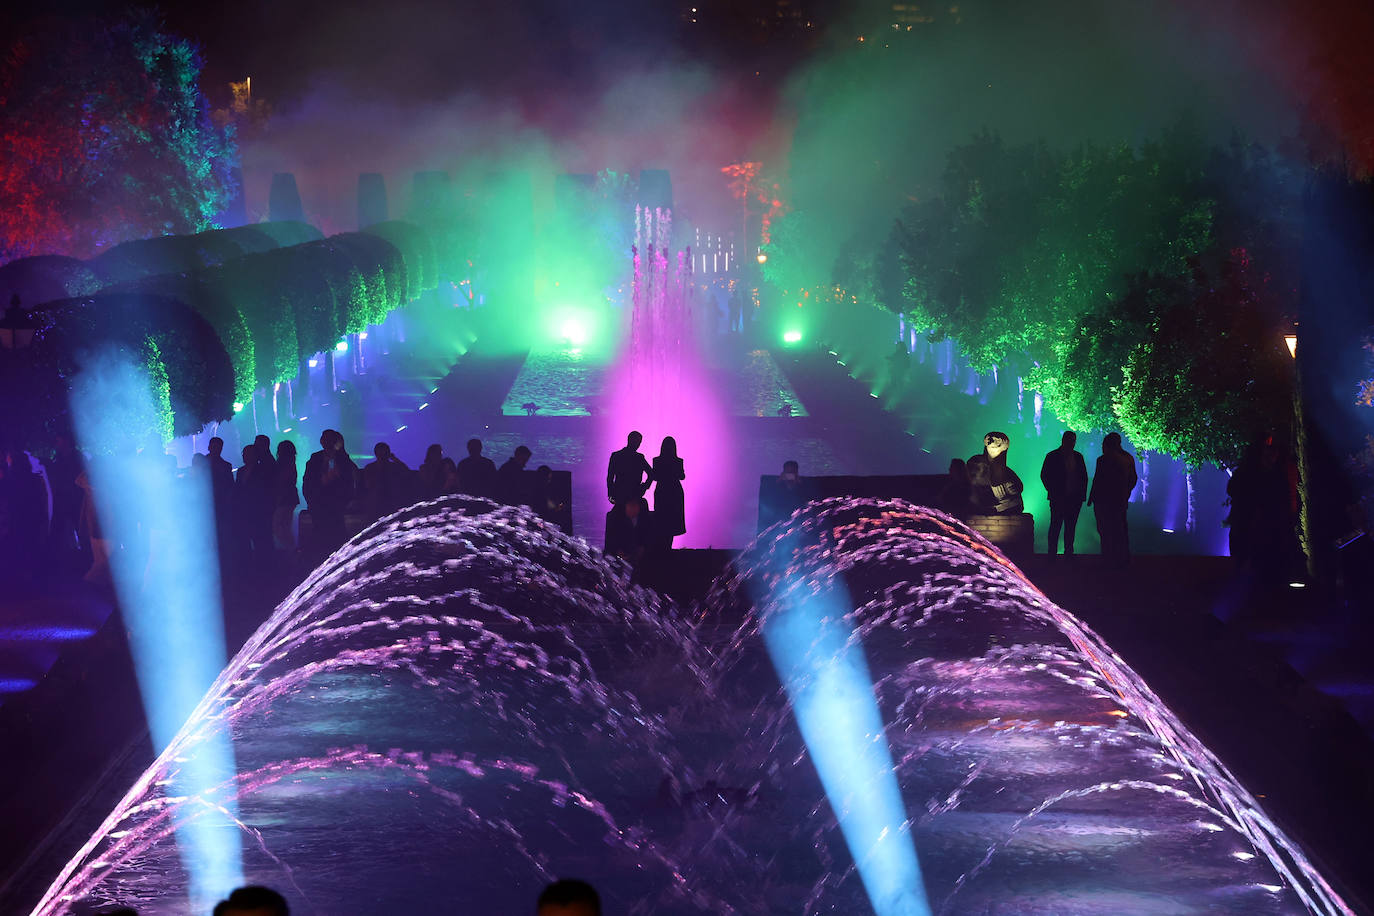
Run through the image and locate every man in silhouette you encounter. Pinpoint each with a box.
[206,436,234,505]
[1087,432,1139,567]
[232,443,275,568]
[771,459,810,524]
[606,431,652,507]
[205,436,235,560]
[967,431,1024,514]
[537,879,601,916]
[302,429,357,554]
[456,437,497,498]
[497,444,533,505]
[45,432,85,560]
[606,497,654,568]
[937,457,973,518]
[253,434,276,477]
[361,441,411,521]
[1040,430,1089,557]
[213,885,289,916]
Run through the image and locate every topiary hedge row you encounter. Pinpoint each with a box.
[13,219,445,447]
[85,221,324,285]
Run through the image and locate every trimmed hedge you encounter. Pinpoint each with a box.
[108,272,257,405]
[8,218,443,445]
[39,293,236,436]
[331,232,402,328]
[84,221,324,285]
[0,255,101,306]
[365,220,436,298]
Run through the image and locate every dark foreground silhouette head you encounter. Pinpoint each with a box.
[467,437,483,457]
[626,430,642,450]
[1061,430,1077,448]
[536,879,601,916]
[212,885,289,916]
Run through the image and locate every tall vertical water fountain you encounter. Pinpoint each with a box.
[26,496,1355,915]
[603,206,738,546]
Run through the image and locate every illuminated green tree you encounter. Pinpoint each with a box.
[0,11,237,260]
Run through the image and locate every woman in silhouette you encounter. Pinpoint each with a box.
[652,436,686,550]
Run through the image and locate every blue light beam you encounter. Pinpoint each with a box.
[760,573,932,916]
[69,347,243,910]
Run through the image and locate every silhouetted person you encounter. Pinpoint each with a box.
[537,879,601,916]
[45,432,85,560]
[456,437,497,498]
[497,445,533,505]
[75,467,109,587]
[887,340,910,386]
[1088,432,1138,567]
[232,444,274,568]
[205,436,234,560]
[533,464,570,532]
[937,458,973,517]
[362,441,410,520]
[607,431,652,507]
[303,429,357,554]
[253,434,276,477]
[606,497,654,567]
[967,431,1023,514]
[273,440,299,554]
[0,444,45,581]
[213,885,289,916]
[206,436,234,505]
[1227,435,1296,580]
[727,281,745,333]
[440,456,459,493]
[778,459,807,517]
[651,436,685,549]
[1041,430,1089,557]
[417,444,446,498]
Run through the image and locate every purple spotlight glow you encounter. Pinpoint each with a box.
[601,206,740,547]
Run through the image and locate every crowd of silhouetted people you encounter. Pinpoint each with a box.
[93,877,602,916]
[215,430,571,569]
[0,429,571,590]
[0,420,1303,592]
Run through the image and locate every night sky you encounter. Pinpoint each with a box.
[6,0,1374,233]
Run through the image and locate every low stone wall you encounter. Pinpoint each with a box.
[966,512,1035,558]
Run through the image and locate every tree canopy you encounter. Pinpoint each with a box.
[0,11,237,260]
[866,122,1302,467]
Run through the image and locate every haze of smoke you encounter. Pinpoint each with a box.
[771,0,1302,293]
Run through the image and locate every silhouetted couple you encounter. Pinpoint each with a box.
[606,431,685,558]
[1041,430,1137,565]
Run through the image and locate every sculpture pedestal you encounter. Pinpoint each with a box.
[966,512,1035,559]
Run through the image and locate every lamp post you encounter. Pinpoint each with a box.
[0,295,37,350]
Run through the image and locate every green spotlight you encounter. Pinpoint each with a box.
[560,318,588,347]
[783,329,803,345]
[335,339,349,353]
[232,402,244,413]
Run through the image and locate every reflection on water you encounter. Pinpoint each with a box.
[502,345,807,418]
